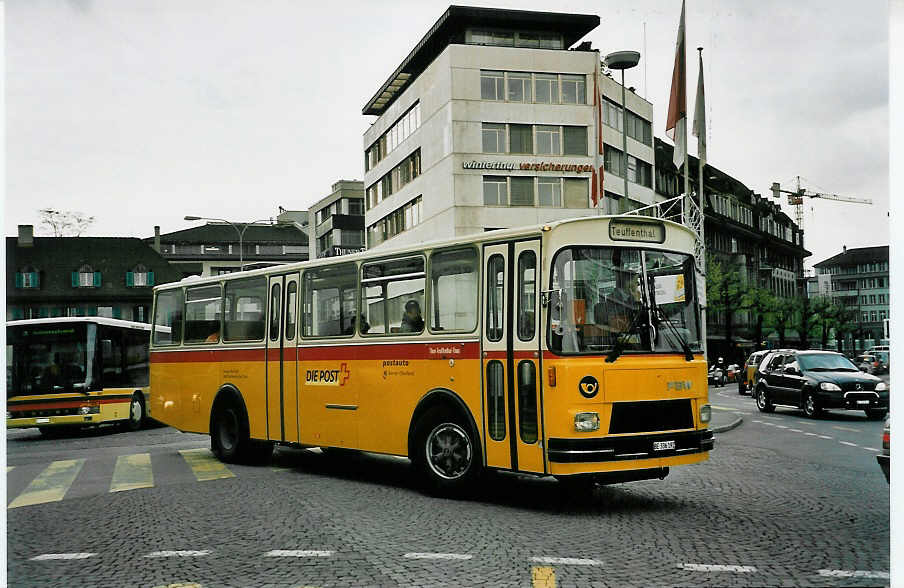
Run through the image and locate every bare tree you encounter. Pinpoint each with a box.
[38,208,95,236]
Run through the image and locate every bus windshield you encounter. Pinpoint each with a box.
[548,246,701,355]
[7,323,96,396]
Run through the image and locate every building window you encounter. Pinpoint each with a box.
[482,123,506,153]
[73,265,100,288]
[561,74,586,104]
[365,102,421,171]
[483,176,508,206]
[870,311,878,322]
[604,147,623,177]
[365,149,421,211]
[509,124,533,154]
[534,74,558,103]
[367,196,424,247]
[15,267,40,289]
[481,70,505,100]
[507,72,532,102]
[563,126,588,156]
[510,177,535,206]
[127,264,154,287]
[535,125,561,155]
[564,178,589,208]
[538,177,562,207]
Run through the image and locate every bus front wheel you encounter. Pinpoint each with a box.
[414,407,480,496]
[123,393,145,431]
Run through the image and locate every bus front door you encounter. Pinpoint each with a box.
[481,240,546,474]
[266,273,300,443]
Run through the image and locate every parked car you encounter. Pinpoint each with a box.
[754,350,888,419]
[855,354,885,375]
[877,414,890,483]
[739,350,770,395]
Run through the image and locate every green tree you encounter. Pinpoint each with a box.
[768,297,796,348]
[706,255,743,354]
[795,295,820,350]
[831,303,859,353]
[740,286,775,351]
[809,296,835,349]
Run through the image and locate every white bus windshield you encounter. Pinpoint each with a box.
[7,323,97,396]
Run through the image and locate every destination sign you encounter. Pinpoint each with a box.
[609,221,665,244]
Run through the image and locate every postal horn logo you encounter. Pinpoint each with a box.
[579,375,599,399]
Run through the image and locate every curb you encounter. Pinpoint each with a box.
[711,416,743,433]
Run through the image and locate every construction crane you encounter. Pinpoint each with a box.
[770,176,872,230]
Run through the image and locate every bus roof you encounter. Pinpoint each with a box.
[153,214,695,291]
[6,317,152,331]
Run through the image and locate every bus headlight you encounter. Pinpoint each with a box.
[699,404,712,424]
[574,412,600,432]
[79,405,100,415]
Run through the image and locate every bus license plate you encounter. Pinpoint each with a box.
[653,440,676,451]
[36,418,50,424]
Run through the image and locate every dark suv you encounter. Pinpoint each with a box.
[755,350,889,419]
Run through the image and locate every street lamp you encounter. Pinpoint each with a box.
[184,215,273,272]
[604,50,641,214]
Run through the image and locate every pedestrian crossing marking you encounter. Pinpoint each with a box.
[179,449,235,481]
[9,459,85,509]
[110,453,154,492]
[532,566,557,587]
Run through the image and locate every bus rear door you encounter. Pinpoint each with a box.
[481,240,545,474]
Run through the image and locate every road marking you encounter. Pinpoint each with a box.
[789,429,803,433]
[532,566,557,587]
[530,557,603,566]
[9,459,85,509]
[818,435,833,440]
[833,426,861,433]
[711,405,734,411]
[839,441,859,447]
[817,569,889,579]
[150,584,202,588]
[144,550,210,558]
[863,447,881,452]
[403,552,472,560]
[775,425,789,429]
[110,453,154,492]
[264,550,333,557]
[30,553,96,561]
[7,466,14,473]
[803,432,817,436]
[179,449,235,481]
[678,563,757,573]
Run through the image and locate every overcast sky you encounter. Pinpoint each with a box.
[5,0,891,269]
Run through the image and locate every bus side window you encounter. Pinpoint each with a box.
[302,263,357,338]
[152,289,184,346]
[429,248,478,333]
[224,278,266,341]
[486,255,505,342]
[184,285,223,344]
[101,327,124,387]
[124,330,150,387]
[361,257,425,336]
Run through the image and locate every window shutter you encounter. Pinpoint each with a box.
[15,273,23,288]
[33,272,40,288]
[126,271,134,287]
[148,271,155,286]
[72,272,79,287]
[113,307,122,319]
[39,307,49,318]
[94,272,102,287]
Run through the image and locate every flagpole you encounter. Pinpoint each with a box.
[697,46,705,275]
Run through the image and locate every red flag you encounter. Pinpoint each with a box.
[665,0,687,170]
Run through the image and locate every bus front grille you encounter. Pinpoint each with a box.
[608,399,694,434]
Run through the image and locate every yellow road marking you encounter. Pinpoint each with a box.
[532,566,557,588]
[179,449,235,481]
[110,453,154,492]
[7,466,14,473]
[8,459,85,508]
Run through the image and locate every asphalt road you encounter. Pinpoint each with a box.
[6,384,890,587]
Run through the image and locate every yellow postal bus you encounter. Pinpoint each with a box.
[7,317,151,434]
[149,216,712,494]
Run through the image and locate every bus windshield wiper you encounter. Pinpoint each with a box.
[605,304,647,363]
[651,303,694,361]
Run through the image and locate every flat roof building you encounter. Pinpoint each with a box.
[307,180,366,259]
[362,5,657,250]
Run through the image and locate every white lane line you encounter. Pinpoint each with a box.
[789,429,803,433]
[839,441,859,447]
[265,550,333,557]
[863,447,881,452]
[752,420,763,424]
[678,563,757,573]
[803,432,818,436]
[530,556,603,566]
[817,569,889,580]
[403,552,473,560]
[818,435,833,440]
[833,426,861,433]
[143,550,210,558]
[30,553,96,561]
[775,425,789,429]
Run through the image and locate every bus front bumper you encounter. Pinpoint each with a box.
[547,429,714,464]
[7,414,102,429]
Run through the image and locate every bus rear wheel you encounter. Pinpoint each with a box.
[211,397,272,464]
[414,407,480,496]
